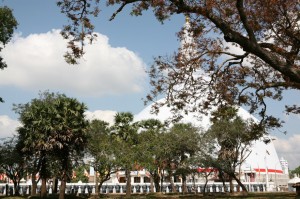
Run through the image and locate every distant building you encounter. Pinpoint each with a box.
[280,157,289,175]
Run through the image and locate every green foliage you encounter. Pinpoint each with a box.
[0,137,26,196]
[168,123,201,159]
[111,112,140,169]
[291,166,300,177]
[137,119,165,169]
[71,164,89,183]
[110,112,140,197]
[0,6,18,102]
[14,91,89,198]
[0,6,18,70]
[205,107,261,192]
[86,119,117,194]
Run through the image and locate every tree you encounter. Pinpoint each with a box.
[291,166,300,178]
[137,119,166,192]
[14,91,88,199]
[168,123,201,193]
[57,0,300,130]
[205,107,261,193]
[17,126,51,196]
[87,119,117,196]
[71,164,89,183]
[111,112,139,198]
[0,6,17,69]
[0,137,26,196]
[0,6,18,102]
[188,131,217,194]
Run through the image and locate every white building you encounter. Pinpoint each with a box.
[134,98,290,191]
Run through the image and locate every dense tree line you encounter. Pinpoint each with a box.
[0,91,260,198]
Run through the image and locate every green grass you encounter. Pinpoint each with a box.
[0,192,298,199]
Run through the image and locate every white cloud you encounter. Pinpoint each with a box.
[0,115,20,138]
[0,30,147,96]
[273,135,300,170]
[85,110,116,125]
[0,110,117,139]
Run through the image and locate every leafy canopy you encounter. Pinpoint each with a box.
[14,91,88,198]
[56,0,300,132]
[0,6,18,102]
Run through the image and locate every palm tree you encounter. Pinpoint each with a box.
[14,91,88,199]
[111,112,139,198]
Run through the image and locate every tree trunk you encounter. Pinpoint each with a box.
[13,181,20,196]
[219,171,227,192]
[150,175,154,193]
[203,175,208,194]
[229,176,234,193]
[31,173,37,196]
[232,174,248,192]
[40,178,47,198]
[153,172,160,192]
[59,173,67,199]
[53,177,58,194]
[160,169,164,192]
[125,169,131,198]
[40,153,48,198]
[192,174,196,194]
[98,181,104,195]
[95,172,99,196]
[182,175,188,193]
[170,175,176,193]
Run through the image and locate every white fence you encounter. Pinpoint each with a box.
[0,181,270,196]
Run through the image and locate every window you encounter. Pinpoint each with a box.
[174,176,181,183]
[144,177,150,183]
[119,177,126,183]
[134,177,141,183]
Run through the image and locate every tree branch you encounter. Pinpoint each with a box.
[109,0,137,21]
[236,0,256,42]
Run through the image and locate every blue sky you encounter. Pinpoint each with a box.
[0,0,299,169]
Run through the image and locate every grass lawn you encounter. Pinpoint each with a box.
[0,192,298,199]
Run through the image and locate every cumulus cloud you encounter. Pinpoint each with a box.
[273,135,300,170]
[0,109,117,139]
[85,110,116,125]
[0,115,20,138]
[0,30,146,96]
